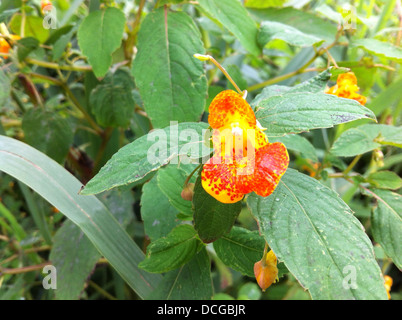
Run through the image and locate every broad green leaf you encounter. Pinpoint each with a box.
[51,187,134,300]
[198,0,261,56]
[81,122,211,195]
[50,220,101,300]
[254,92,376,137]
[258,21,324,48]
[193,176,242,243]
[248,7,337,43]
[139,224,203,273]
[77,7,126,78]
[10,14,50,43]
[270,134,318,162]
[352,39,402,62]
[22,108,73,163]
[16,37,39,61]
[213,226,265,277]
[141,175,180,241]
[367,171,402,190]
[331,124,402,157]
[251,68,374,137]
[0,135,161,299]
[132,8,207,128]
[245,0,285,8]
[89,68,135,127]
[369,189,402,269]
[157,164,197,216]
[148,248,213,300]
[247,168,388,300]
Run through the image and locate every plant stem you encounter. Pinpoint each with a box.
[29,73,103,135]
[194,54,243,95]
[343,154,362,176]
[88,281,118,300]
[0,262,51,275]
[25,58,92,72]
[183,163,202,187]
[93,127,114,173]
[248,29,342,92]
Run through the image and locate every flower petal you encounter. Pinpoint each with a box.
[208,90,256,129]
[201,142,289,202]
[201,156,245,204]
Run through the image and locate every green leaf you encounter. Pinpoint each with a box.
[141,175,181,241]
[81,122,211,195]
[251,68,373,136]
[157,164,197,216]
[89,68,135,127]
[10,14,50,43]
[352,39,402,62]
[77,7,126,78]
[0,135,161,299]
[254,92,376,137]
[331,124,402,157]
[248,7,337,43]
[18,182,52,245]
[53,26,76,61]
[198,0,261,56]
[367,171,402,190]
[193,176,242,243]
[50,221,101,300]
[247,168,388,300]
[132,8,207,128]
[22,108,73,163]
[258,21,324,48]
[369,189,402,269]
[16,37,39,61]
[148,248,213,300]
[139,224,203,273]
[367,77,402,116]
[270,134,318,162]
[213,226,265,277]
[238,282,261,300]
[245,0,285,8]
[50,189,130,299]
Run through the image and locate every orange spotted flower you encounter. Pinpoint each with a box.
[41,0,53,13]
[254,250,279,291]
[201,90,289,204]
[325,72,366,105]
[0,34,20,59]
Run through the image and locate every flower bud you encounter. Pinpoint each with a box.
[373,148,384,168]
[254,250,279,291]
[181,183,194,201]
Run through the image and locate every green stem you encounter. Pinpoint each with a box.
[88,281,117,300]
[93,127,114,173]
[25,58,92,72]
[183,163,202,187]
[343,154,362,176]
[194,54,243,95]
[248,30,342,92]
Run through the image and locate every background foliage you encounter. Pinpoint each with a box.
[0,0,401,300]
